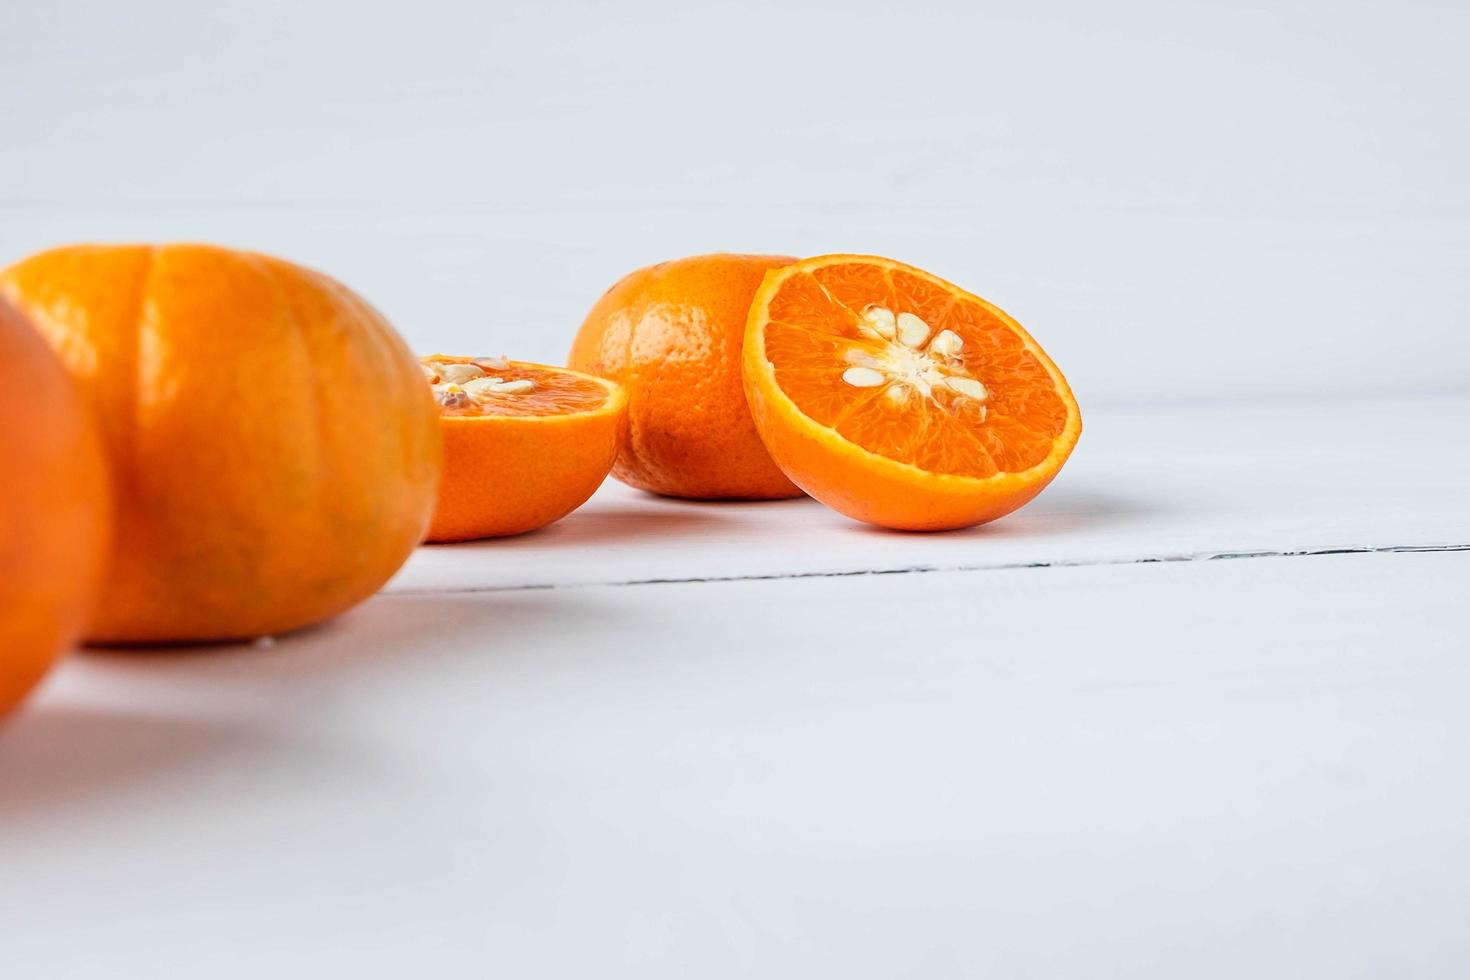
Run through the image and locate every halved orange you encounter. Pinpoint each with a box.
[421,356,628,541]
[742,255,1081,531]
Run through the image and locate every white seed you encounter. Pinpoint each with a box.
[885,384,910,404]
[929,329,963,358]
[489,379,536,394]
[434,383,475,408]
[474,355,511,371]
[438,362,487,385]
[419,363,441,384]
[896,312,931,349]
[842,348,884,369]
[841,366,886,388]
[859,306,897,340]
[461,377,507,396]
[944,376,988,400]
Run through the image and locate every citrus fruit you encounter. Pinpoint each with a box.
[568,253,803,499]
[742,254,1081,531]
[422,356,627,541]
[0,299,112,710]
[0,244,441,644]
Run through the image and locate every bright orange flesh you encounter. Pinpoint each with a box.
[743,255,1081,531]
[568,253,803,499]
[424,358,627,541]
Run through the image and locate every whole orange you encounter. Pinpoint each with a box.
[568,253,803,499]
[0,244,441,644]
[0,299,111,711]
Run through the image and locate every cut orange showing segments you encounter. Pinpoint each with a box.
[742,255,1081,531]
[421,356,627,541]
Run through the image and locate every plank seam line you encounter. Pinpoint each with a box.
[385,542,1470,596]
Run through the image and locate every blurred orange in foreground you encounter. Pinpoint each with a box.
[422,356,627,541]
[743,254,1081,531]
[0,299,110,712]
[569,253,802,500]
[1,244,441,644]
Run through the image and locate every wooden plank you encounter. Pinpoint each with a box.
[389,392,1470,594]
[2,551,1466,976]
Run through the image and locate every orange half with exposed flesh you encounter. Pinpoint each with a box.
[422,356,627,541]
[742,255,1081,531]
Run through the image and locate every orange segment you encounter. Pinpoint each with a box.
[743,255,1081,531]
[422,357,627,541]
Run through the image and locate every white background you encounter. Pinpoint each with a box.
[3,0,1467,403]
[2,2,1468,977]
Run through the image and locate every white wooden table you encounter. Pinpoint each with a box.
[5,0,1470,973]
[2,392,1466,978]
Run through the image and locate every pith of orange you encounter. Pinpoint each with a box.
[568,253,803,500]
[422,356,627,541]
[0,244,442,644]
[742,255,1081,531]
[0,300,111,712]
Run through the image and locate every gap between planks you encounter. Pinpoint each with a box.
[387,541,1470,596]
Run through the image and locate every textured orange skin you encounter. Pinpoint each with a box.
[568,253,803,499]
[0,300,111,710]
[743,255,1082,531]
[426,361,627,541]
[0,244,441,644]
